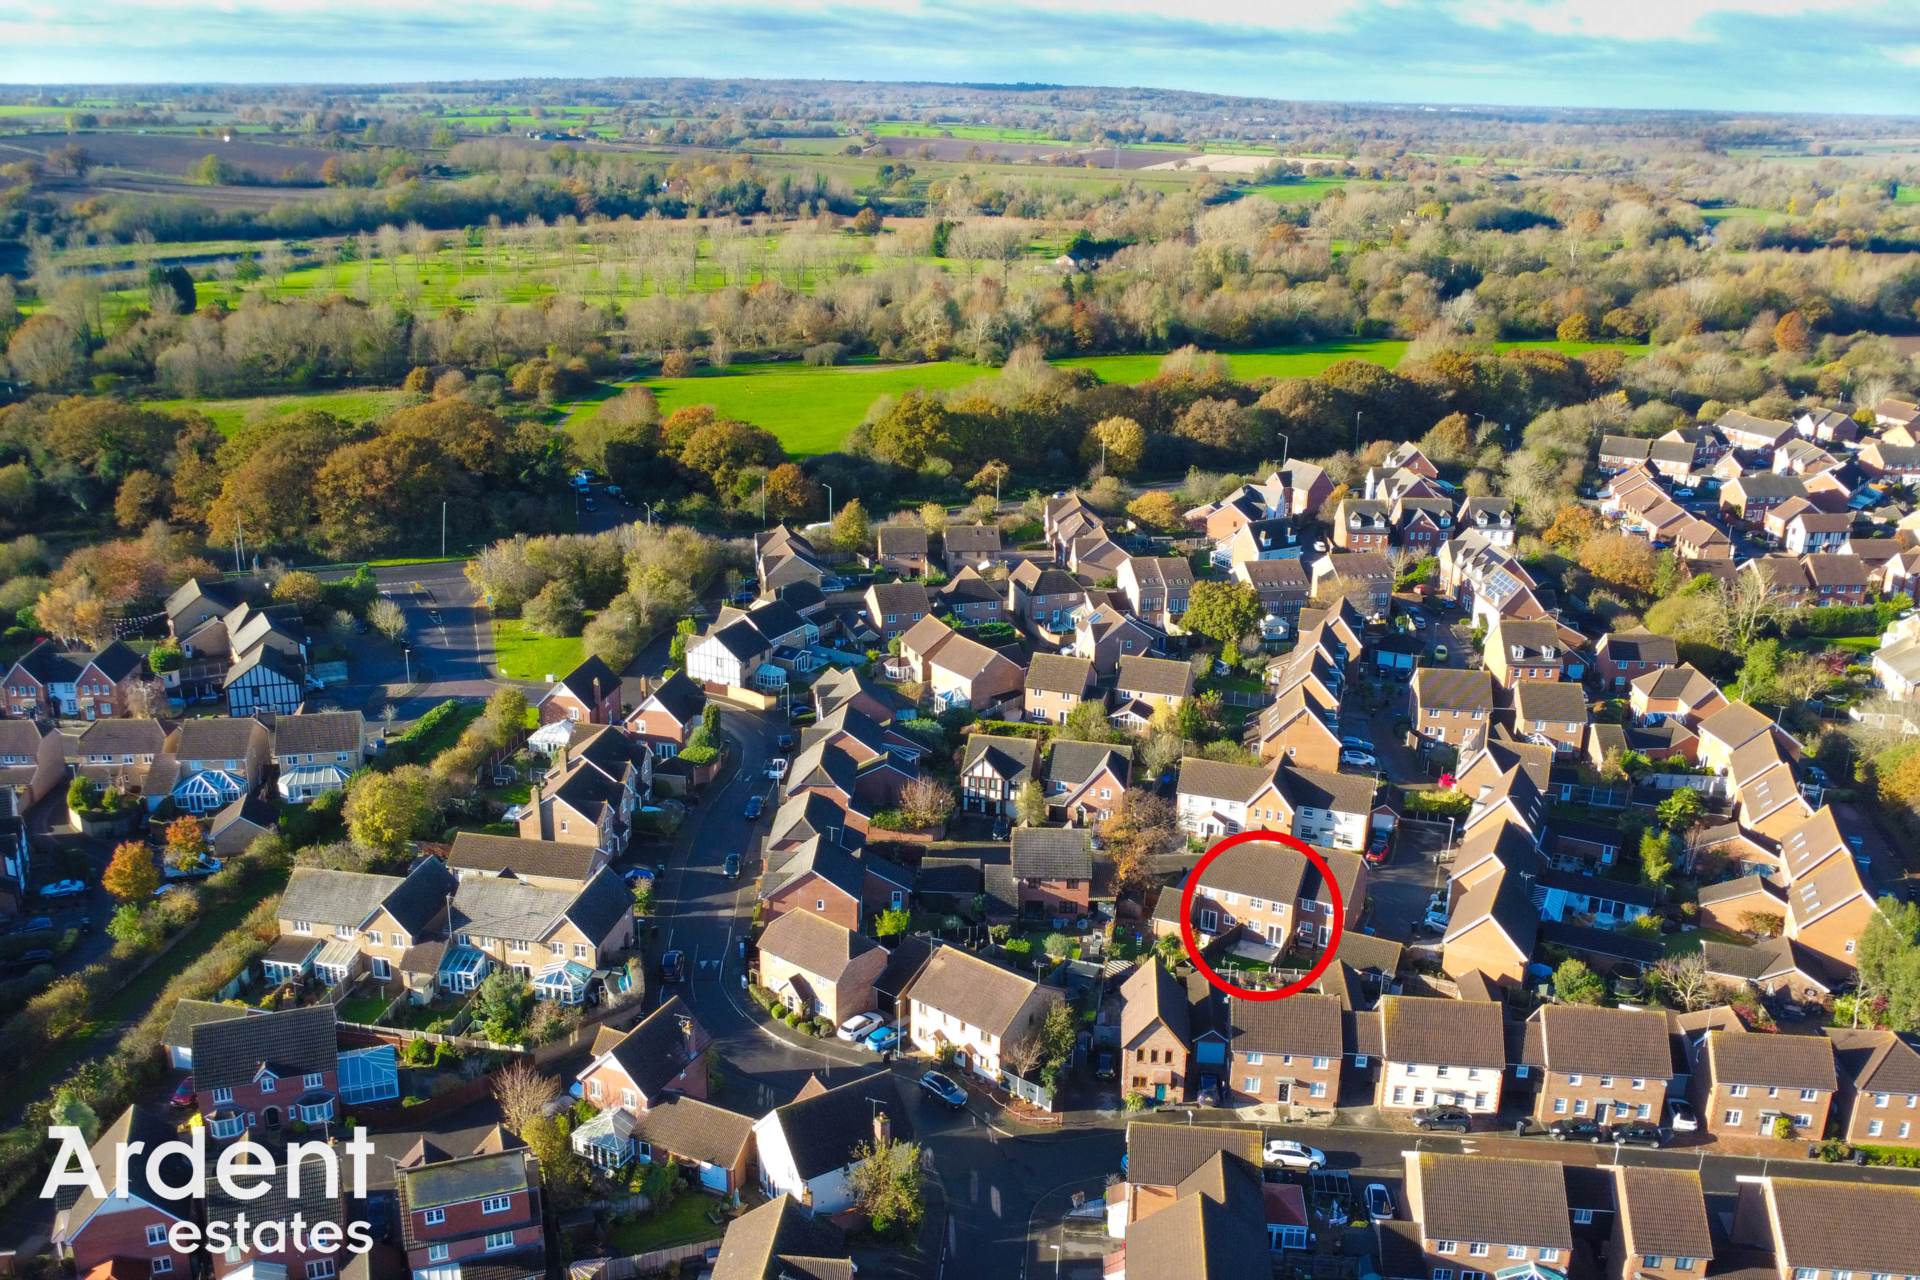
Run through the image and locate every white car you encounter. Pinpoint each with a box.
[765,758,788,781]
[1339,749,1378,769]
[1420,906,1451,933]
[1665,1098,1699,1132]
[836,1012,883,1042]
[1263,1139,1325,1171]
[38,880,87,899]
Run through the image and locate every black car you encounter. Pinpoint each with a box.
[1094,1049,1117,1081]
[775,733,796,751]
[1411,1105,1472,1132]
[661,950,687,983]
[991,815,1010,841]
[1548,1117,1606,1143]
[1608,1121,1665,1149]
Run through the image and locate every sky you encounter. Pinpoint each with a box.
[4,0,1920,116]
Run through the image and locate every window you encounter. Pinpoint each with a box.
[1876,1093,1890,1108]
[428,1246,450,1263]
[1432,1272,1453,1280]
[1538,1250,1560,1264]
[1729,1084,1748,1097]
[1643,1258,1664,1269]
[303,1073,323,1088]
[306,1262,336,1280]
[1508,1246,1525,1259]
[147,1226,168,1246]
[1724,1109,1742,1126]
[210,1114,245,1139]
[1566,1073,1582,1085]
[482,1195,512,1214]
[365,932,381,947]
[259,1076,275,1093]
[1553,1097,1568,1114]
[1246,1052,1263,1065]
[1870,1120,1884,1137]
[212,1086,234,1105]
[1599,1075,1614,1088]
[151,1260,172,1275]
[485,1231,515,1251]
[1574,1100,1588,1116]
[1312,1056,1330,1070]
[622,1089,637,1109]
[1800,1087,1818,1101]
[1433,1242,1457,1255]
[1571,1209,1593,1225]
[292,920,312,935]
[1468,1244,1489,1258]
[424,1208,446,1226]
[1242,1076,1261,1093]
[1631,1077,1646,1091]
[1675,1262,1695,1273]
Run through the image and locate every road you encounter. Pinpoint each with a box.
[317,561,498,721]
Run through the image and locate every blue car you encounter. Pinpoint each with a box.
[918,1071,967,1110]
[743,795,765,820]
[864,1024,902,1053]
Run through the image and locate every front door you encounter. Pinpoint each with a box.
[1276,1081,1291,1103]
[1153,1083,1166,1102]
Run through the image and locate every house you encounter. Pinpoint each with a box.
[1730,1176,1920,1280]
[1009,827,1094,921]
[757,908,887,1025]
[208,792,276,858]
[1308,552,1393,618]
[960,733,1038,815]
[1225,992,1343,1110]
[624,670,705,756]
[576,995,712,1114]
[687,600,815,693]
[1803,551,1871,605]
[1116,556,1194,630]
[1246,684,1342,769]
[1117,959,1192,1104]
[0,716,72,813]
[271,859,457,991]
[1153,832,1366,958]
[755,526,832,594]
[1696,876,1788,936]
[1458,496,1516,547]
[1606,1165,1713,1280]
[1,641,83,718]
[1510,680,1590,756]
[1175,758,1375,853]
[1332,498,1391,553]
[864,580,932,642]
[1825,1027,1920,1148]
[1715,409,1796,452]
[938,566,1006,625]
[48,1105,196,1276]
[1795,405,1860,444]
[537,654,624,726]
[1109,1121,1263,1234]
[272,709,366,802]
[942,524,1004,573]
[1527,1004,1672,1125]
[70,641,147,720]
[1377,996,1505,1115]
[897,616,1024,714]
[395,1148,543,1277]
[1112,655,1193,723]
[1872,616,1920,702]
[1858,440,1920,482]
[1692,1028,1836,1140]
[1700,937,1830,1004]
[518,726,649,854]
[1629,663,1728,726]
[1232,556,1311,624]
[1409,668,1495,755]
[192,1003,339,1138]
[760,837,912,931]
[874,524,929,577]
[1781,506,1852,554]
[1671,514,1734,562]
[1440,856,1540,987]
[1484,618,1579,687]
[752,1071,912,1214]
[904,944,1063,1082]
[223,645,305,718]
[1592,631,1678,692]
[1024,654,1096,725]
[1008,561,1085,638]
[446,831,607,890]
[1106,1151,1273,1279]
[1218,516,1303,568]
[200,1159,346,1280]
[1044,739,1130,826]
[1072,603,1163,678]
[444,867,635,992]
[166,716,271,814]
[710,1194,848,1280]
[1396,1152,1571,1278]
[613,1093,758,1197]
[1720,472,1808,522]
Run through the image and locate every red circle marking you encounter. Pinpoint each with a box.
[1179,828,1346,1002]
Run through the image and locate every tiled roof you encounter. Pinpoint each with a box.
[1379,995,1505,1068]
[1706,1028,1836,1091]
[1009,827,1093,881]
[1614,1166,1712,1260]
[1534,1005,1671,1079]
[1122,1120,1262,1188]
[1410,1152,1571,1250]
[903,945,1048,1039]
[758,908,880,983]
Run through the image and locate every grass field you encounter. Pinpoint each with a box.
[143,387,413,434]
[874,121,1072,143]
[492,618,588,681]
[1699,205,1791,226]
[606,1194,725,1254]
[1897,184,1920,204]
[1247,178,1379,203]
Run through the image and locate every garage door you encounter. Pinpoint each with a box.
[699,1162,729,1192]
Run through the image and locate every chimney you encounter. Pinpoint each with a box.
[873,1105,892,1148]
[677,1014,697,1057]
[591,677,603,724]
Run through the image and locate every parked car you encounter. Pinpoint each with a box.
[1339,748,1378,769]
[1431,643,1449,663]
[991,815,1010,841]
[1340,735,1374,753]
[37,880,86,899]
[660,950,687,983]
[918,1071,968,1110]
[1364,829,1392,865]
[775,732,796,752]
[837,1012,883,1042]
[1665,1099,1699,1132]
[722,853,742,879]
[6,948,52,967]
[1548,1117,1607,1143]
[1262,1139,1325,1171]
[17,916,52,934]
[1363,1183,1395,1222]
[1094,1049,1117,1081]
[1609,1121,1666,1149]
[1412,1105,1472,1132]
[170,1077,196,1109]
[743,795,765,820]
[864,1024,902,1054]
[1419,906,1451,933]
[765,758,788,781]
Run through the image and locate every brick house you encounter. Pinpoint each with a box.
[942,524,1004,574]
[1691,1028,1836,1141]
[874,524,930,578]
[1246,685,1342,770]
[864,579,932,642]
[1332,498,1390,553]
[1009,827,1094,920]
[72,641,147,720]
[898,616,1025,715]
[1398,1152,1572,1276]
[49,1105,195,1277]
[1825,1027,1920,1148]
[937,566,1006,625]
[1232,556,1311,624]
[1483,618,1578,687]
[1730,1176,1920,1280]
[903,945,1062,1082]
[1510,680,1590,757]
[1629,664,1728,726]
[1007,562,1085,638]
[1409,669,1495,754]
[1117,958,1192,1104]
[192,1003,340,1139]
[757,908,887,1025]
[1377,996,1506,1116]
[1024,654,1097,725]
[1112,1122,1263,1231]
[1116,556,1194,630]
[1803,552,1870,605]
[576,995,712,1114]
[1,641,82,718]
[536,654,623,726]
[1527,1004,1673,1126]
[1308,552,1394,618]
[759,837,912,932]
[271,709,366,802]
[1151,832,1366,958]
[396,1149,544,1277]
[624,670,705,755]
[1112,655,1193,725]
[1607,1165,1714,1280]
[1042,740,1129,826]
[1592,631,1678,692]
[1072,605,1164,678]
[1226,992,1342,1110]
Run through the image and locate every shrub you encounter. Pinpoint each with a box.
[1122,1091,1148,1114]
[803,342,848,367]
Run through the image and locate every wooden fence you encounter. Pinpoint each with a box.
[572,1238,723,1280]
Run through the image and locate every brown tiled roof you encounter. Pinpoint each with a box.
[1118,958,1189,1050]
[1614,1166,1711,1260]
[1411,667,1495,711]
[1379,995,1505,1069]
[1764,1177,1920,1271]
[1534,1005,1671,1080]
[1122,1120,1262,1188]
[758,908,879,983]
[1512,679,1590,724]
[1705,1029,1836,1091]
[1116,654,1193,698]
[1825,1027,1920,1094]
[1229,991,1341,1057]
[1411,1152,1571,1250]
[1024,653,1094,695]
[903,945,1048,1040]
[1176,756,1270,804]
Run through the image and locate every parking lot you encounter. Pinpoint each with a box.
[1364,818,1452,943]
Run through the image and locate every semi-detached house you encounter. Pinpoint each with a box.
[904,944,1063,1083]
[1175,756,1375,852]
[1377,995,1506,1115]
[1525,1004,1673,1126]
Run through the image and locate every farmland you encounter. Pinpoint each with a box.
[142,387,414,434]
[1248,177,1380,203]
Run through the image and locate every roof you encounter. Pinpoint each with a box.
[629,1093,756,1171]
[904,945,1048,1039]
[944,524,1002,554]
[1706,1028,1837,1091]
[711,1194,847,1280]
[1824,1027,1920,1094]
[1176,756,1269,804]
[279,866,404,930]
[1412,667,1495,711]
[1122,1120,1262,1188]
[1229,991,1342,1057]
[170,716,265,761]
[1762,1177,1920,1271]
[1614,1166,1712,1260]
[398,1149,533,1211]
[162,998,254,1049]
[1123,1169,1271,1280]
[761,1071,913,1180]
[273,710,365,756]
[1277,762,1376,815]
[1046,739,1128,790]
[1115,655,1193,698]
[60,1106,194,1233]
[191,1003,337,1090]
[758,908,880,983]
[1188,837,1307,905]
[1410,1152,1572,1250]
[876,525,929,555]
[1534,1004,1671,1079]
[76,717,169,756]
[1024,653,1094,695]
[600,996,708,1100]
[961,734,1039,784]
[448,832,601,884]
[1379,995,1505,1068]
[1010,827,1093,881]
[1119,958,1190,1050]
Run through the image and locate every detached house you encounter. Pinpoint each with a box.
[937,566,1005,625]
[1484,618,1580,687]
[1,641,82,719]
[1527,1004,1673,1125]
[1397,1152,1571,1278]
[48,1105,195,1277]
[1044,740,1129,826]
[1152,832,1366,959]
[1175,757,1375,853]
[1008,562,1084,638]
[1308,552,1394,618]
[1112,654,1193,726]
[874,524,929,578]
[1009,827,1094,921]
[1606,1165,1713,1280]
[904,945,1063,1082]
[1377,996,1505,1116]
[624,670,705,756]
[395,1149,544,1280]
[1117,959,1192,1104]
[1117,556,1194,630]
[1825,1027,1920,1148]
[1232,556,1311,624]
[577,995,713,1116]
[961,733,1038,816]
[1510,680,1590,756]
[757,908,887,1026]
[1332,498,1391,553]
[863,580,931,642]
[942,524,1004,573]
[897,616,1024,715]
[1593,630,1677,691]
[166,716,270,814]
[752,1072,912,1216]
[192,1003,340,1138]
[1024,654,1097,726]
[272,709,365,802]
[537,655,623,726]
[1692,1028,1836,1141]
[760,837,912,931]
[1409,669,1495,755]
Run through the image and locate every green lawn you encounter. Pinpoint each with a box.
[605,1193,727,1254]
[1698,206,1791,226]
[142,387,413,435]
[873,121,1071,143]
[1247,178,1379,203]
[493,617,588,681]
[337,994,392,1025]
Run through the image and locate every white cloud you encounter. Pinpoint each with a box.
[1445,0,1882,42]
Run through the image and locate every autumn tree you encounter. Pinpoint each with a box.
[1541,504,1603,553]
[967,459,1010,498]
[270,570,326,617]
[1126,491,1182,531]
[491,1060,559,1135]
[1084,416,1146,476]
[163,816,205,870]
[113,470,167,530]
[103,839,160,902]
[1577,531,1658,597]
[1772,310,1812,354]
[1649,953,1716,1012]
[1014,780,1049,828]
[830,499,872,554]
[343,764,440,859]
[1182,579,1262,654]
[847,1134,923,1237]
[868,391,950,470]
[1097,790,1178,903]
[898,776,956,829]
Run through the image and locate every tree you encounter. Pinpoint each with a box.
[48,1089,99,1141]
[1772,310,1812,354]
[6,313,85,389]
[1541,504,1603,553]
[1042,931,1070,961]
[967,459,1010,497]
[869,391,950,470]
[368,596,407,643]
[829,499,872,554]
[343,765,438,858]
[1556,313,1593,342]
[491,1060,559,1135]
[851,207,883,236]
[873,907,911,940]
[522,579,586,637]
[847,1134,923,1236]
[1037,999,1077,1087]
[1154,930,1186,969]
[103,839,160,902]
[1126,491,1182,531]
[764,463,821,521]
[1856,896,1920,1032]
[1098,790,1178,903]
[898,776,956,829]
[520,1114,593,1208]
[1014,779,1049,827]
[1552,958,1606,1005]
[163,816,205,870]
[1084,416,1146,476]
[1655,787,1706,835]
[271,570,326,616]
[1183,579,1262,653]
[1649,953,1716,1012]
[473,970,535,1043]
[1061,698,1119,743]
[1638,826,1674,888]
[107,903,162,950]
[113,470,167,531]
[1577,532,1658,597]
[1712,575,1790,651]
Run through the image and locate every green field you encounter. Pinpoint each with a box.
[1698,205,1791,226]
[1248,178,1379,203]
[1897,184,1920,204]
[874,121,1072,143]
[143,387,413,434]
[493,618,587,682]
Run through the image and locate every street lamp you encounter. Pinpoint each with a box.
[401,644,412,687]
[1277,430,1291,467]
[824,483,834,522]
[1354,410,1363,451]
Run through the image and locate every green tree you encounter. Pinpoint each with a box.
[521,1114,594,1208]
[1014,779,1049,828]
[1655,788,1706,835]
[1553,958,1607,1006]
[271,570,326,616]
[847,1134,923,1237]
[1182,579,1262,653]
[522,579,586,637]
[343,765,439,859]
[873,908,911,939]
[1084,416,1146,476]
[1856,896,1920,1031]
[473,970,535,1044]
[830,499,873,554]
[1639,827,1675,888]
[1154,931,1186,968]
[48,1089,99,1141]
[868,391,950,470]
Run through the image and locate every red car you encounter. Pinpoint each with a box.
[1364,829,1393,865]
[170,1077,195,1109]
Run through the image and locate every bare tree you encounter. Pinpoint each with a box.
[1001,1030,1046,1080]
[368,597,407,642]
[492,1060,559,1135]
[1649,953,1715,1011]
[125,677,170,719]
[1712,576,1790,652]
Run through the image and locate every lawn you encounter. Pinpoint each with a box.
[142,387,413,435]
[872,121,1070,143]
[337,994,393,1025]
[1247,177,1379,203]
[492,617,588,681]
[1699,206,1791,226]
[1898,184,1920,204]
[606,1193,727,1254]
